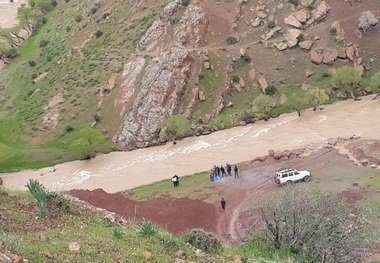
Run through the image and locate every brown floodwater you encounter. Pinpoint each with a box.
[2,95,380,193]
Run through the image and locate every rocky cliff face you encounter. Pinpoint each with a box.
[116,0,208,148]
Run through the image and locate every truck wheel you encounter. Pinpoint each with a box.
[303,176,310,182]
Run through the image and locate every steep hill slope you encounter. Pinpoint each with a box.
[0,0,379,162]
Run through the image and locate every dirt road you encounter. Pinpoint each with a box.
[2,95,380,193]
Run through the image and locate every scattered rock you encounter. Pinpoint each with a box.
[284,28,301,48]
[201,114,211,124]
[337,48,347,59]
[104,213,116,224]
[294,9,310,23]
[258,77,268,93]
[194,126,204,136]
[234,255,243,263]
[249,69,256,79]
[69,242,80,252]
[238,77,245,88]
[330,21,345,42]
[263,26,282,41]
[300,0,314,6]
[227,101,234,108]
[275,42,288,51]
[305,1,331,28]
[273,151,285,160]
[143,251,152,260]
[299,40,313,51]
[346,46,355,61]
[284,15,302,28]
[268,149,275,156]
[239,121,247,126]
[37,232,49,242]
[277,3,284,10]
[256,11,267,19]
[305,69,314,78]
[322,48,338,64]
[198,90,206,101]
[251,19,263,27]
[310,48,324,64]
[204,61,210,70]
[301,83,312,90]
[239,48,246,57]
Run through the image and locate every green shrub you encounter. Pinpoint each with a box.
[28,60,37,67]
[138,220,158,236]
[160,231,175,247]
[265,85,277,96]
[25,179,48,219]
[288,0,299,6]
[0,231,20,253]
[75,15,83,23]
[39,40,49,47]
[296,34,305,42]
[330,27,337,36]
[47,192,72,213]
[226,36,237,45]
[232,75,240,83]
[112,227,124,240]
[184,228,221,251]
[240,111,256,124]
[182,0,190,6]
[267,21,276,29]
[95,30,103,38]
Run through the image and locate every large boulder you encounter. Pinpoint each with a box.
[299,40,313,51]
[284,15,302,28]
[331,21,345,42]
[322,48,338,64]
[258,77,268,93]
[294,9,310,23]
[284,29,301,48]
[346,45,355,61]
[263,26,282,41]
[310,48,324,64]
[305,1,331,27]
[275,42,288,51]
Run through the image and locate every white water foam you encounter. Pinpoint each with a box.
[53,170,94,188]
[112,140,212,171]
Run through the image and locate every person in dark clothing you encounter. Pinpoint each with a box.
[216,166,220,178]
[220,165,226,177]
[209,169,214,182]
[172,175,178,187]
[226,163,232,176]
[234,165,239,178]
[220,198,226,211]
[174,175,179,186]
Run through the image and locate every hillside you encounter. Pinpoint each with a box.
[0,0,379,170]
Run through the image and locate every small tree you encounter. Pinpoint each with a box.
[332,66,362,96]
[309,88,327,111]
[159,114,190,142]
[25,179,49,219]
[256,188,369,262]
[287,92,311,117]
[370,71,380,99]
[358,11,378,34]
[252,94,277,121]
[68,127,106,159]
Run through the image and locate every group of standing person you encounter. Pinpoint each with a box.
[209,163,239,182]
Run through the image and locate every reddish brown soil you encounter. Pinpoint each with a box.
[68,141,380,248]
[68,189,218,234]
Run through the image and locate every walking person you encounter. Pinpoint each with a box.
[234,165,239,178]
[220,165,226,177]
[220,198,226,211]
[172,175,178,187]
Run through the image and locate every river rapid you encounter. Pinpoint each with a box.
[2,95,380,193]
